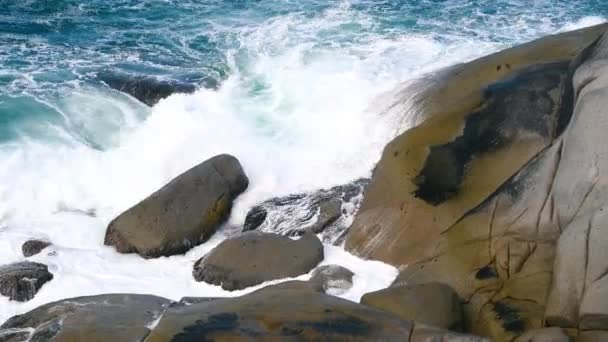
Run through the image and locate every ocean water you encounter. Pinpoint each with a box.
[0,0,606,322]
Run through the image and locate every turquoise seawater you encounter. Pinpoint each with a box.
[0,0,606,144]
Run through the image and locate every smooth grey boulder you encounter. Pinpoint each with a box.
[193,231,324,291]
[21,239,52,257]
[361,282,464,332]
[104,154,249,258]
[310,264,354,294]
[0,294,170,342]
[243,178,368,243]
[0,262,53,302]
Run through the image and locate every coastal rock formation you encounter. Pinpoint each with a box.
[145,285,484,341]
[0,294,170,341]
[98,71,218,106]
[21,239,52,257]
[361,282,463,332]
[1,288,489,342]
[243,178,368,243]
[193,231,323,290]
[0,262,53,302]
[346,24,608,340]
[105,154,249,258]
[310,264,354,294]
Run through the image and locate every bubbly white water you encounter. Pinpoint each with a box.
[0,9,605,323]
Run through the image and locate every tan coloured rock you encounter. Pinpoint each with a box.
[514,327,572,342]
[345,25,608,340]
[361,282,463,332]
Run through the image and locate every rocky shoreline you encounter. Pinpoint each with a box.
[3,23,608,341]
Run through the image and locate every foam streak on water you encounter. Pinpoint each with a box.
[0,0,606,323]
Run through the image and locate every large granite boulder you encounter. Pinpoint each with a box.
[243,178,368,244]
[543,32,608,332]
[145,285,486,341]
[21,239,52,257]
[193,231,323,290]
[0,262,53,302]
[0,294,170,342]
[345,24,608,340]
[105,154,249,258]
[361,282,463,332]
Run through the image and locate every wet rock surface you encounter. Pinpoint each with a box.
[243,178,368,243]
[0,294,170,342]
[0,262,53,302]
[310,264,354,294]
[98,71,218,106]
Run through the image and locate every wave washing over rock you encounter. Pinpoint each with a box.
[1,0,608,340]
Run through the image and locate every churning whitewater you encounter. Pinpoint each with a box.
[0,0,606,323]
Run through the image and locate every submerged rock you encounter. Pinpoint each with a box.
[243,178,368,243]
[192,231,323,291]
[310,264,354,294]
[0,262,53,302]
[105,154,249,258]
[361,282,463,332]
[345,24,608,340]
[0,294,170,341]
[21,239,52,257]
[98,71,217,106]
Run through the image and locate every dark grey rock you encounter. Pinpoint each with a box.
[0,294,171,342]
[193,231,324,291]
[0,262,53,302]
[99,71,217,106]
[243,178,368,243]
[21,240,52,258]
[105,154,249,258]
[310,265,354,294]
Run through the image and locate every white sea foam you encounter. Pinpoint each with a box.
[0,3,605,325]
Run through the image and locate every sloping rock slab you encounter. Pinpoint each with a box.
[0,294,171,342]
[193,231,323,291]
[243,178,368,244]
[105,154,249,258]
[145,286,413,341]
[0,262,53,302]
